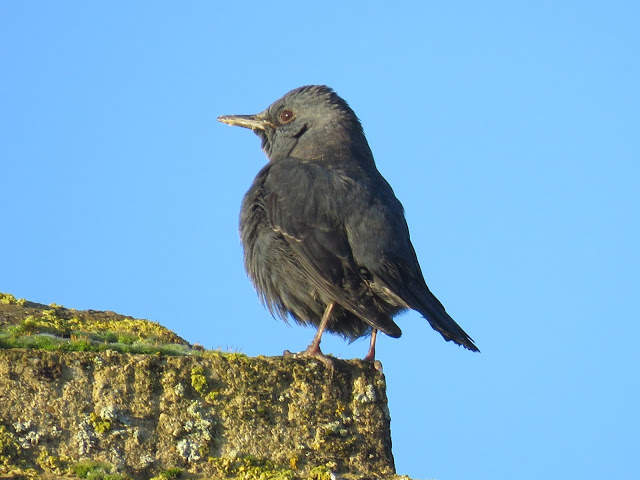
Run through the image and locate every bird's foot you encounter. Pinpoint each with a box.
[284,345,334,369]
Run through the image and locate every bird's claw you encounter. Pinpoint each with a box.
[283,348,335,369]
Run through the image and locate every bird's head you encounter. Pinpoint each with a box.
[218,85,374,165]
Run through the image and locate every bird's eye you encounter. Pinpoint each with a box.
[279,110,294,123]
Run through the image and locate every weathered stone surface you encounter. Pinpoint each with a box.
[0,294,399,479]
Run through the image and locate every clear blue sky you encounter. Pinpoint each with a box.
[1,2,639,479]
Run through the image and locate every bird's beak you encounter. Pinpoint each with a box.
[217,113,274,131]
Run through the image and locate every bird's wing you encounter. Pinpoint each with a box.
[375,252,479,351]
[346,188,480,352]
[263,161,402,337]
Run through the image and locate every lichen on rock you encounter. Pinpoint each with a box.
[0,293,402,480]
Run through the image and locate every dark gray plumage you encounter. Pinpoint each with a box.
[219,85,478,363]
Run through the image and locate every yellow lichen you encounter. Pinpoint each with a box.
[89,412,112,434]
[0,424,21,466]
[308,465,332,480]
[191,366,208,394]
[204,391,220,403]
[36,447,67,473]
[0,293,25,305]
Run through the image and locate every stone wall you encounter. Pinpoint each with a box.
[0,293,400,480]
[0,349,395,479]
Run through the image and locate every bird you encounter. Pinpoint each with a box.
[218,85,479,365]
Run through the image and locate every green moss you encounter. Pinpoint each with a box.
[0,331,198,356]
[117,332,137,344]
[0,293,196,356]
[149,467,183,480]
[72,460,128,479]
[209,455,295,480]
[0,292,208,357]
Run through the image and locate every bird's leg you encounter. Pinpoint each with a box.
[285,302,335,368]
[363,328,378,362]
[305,302,334,354]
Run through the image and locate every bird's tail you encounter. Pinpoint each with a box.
[415,288,479,352]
